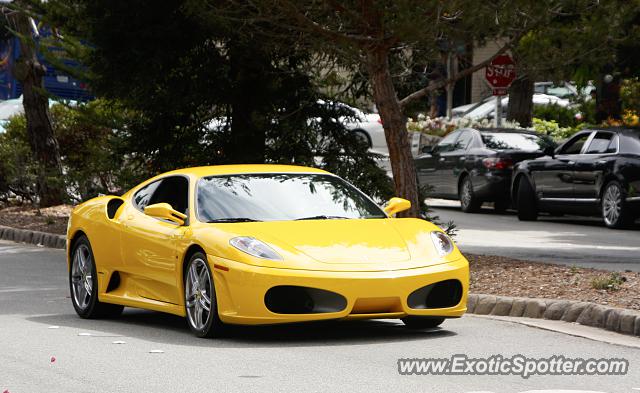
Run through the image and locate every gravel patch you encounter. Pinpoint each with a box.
[468,253,640,311]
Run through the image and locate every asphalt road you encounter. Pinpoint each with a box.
[1,241,639,392]
[429,199,640,272]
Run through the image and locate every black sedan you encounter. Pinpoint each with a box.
[415,128,553,212]
[512,128,640,228]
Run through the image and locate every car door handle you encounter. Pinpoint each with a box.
[567,161,575,165]
[459,157,466,162]
[439,157,446,162]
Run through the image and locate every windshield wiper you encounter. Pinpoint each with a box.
[207,217,262,223]
[295,215,349,221]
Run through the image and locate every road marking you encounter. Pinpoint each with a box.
[0,287,62,293]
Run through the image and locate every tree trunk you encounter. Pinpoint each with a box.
[11,10,65,206]
[366,46,420,217]
[507,75,534,127]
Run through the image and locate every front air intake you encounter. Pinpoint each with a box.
[407,280,463,309]
[264,286,347,314]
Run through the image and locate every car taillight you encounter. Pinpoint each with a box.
[377,117,383,125]
[482,157,513,170]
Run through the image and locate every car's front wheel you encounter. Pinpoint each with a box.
[602,180,632,229]
[184,252,224,338]
[70,236,124,318]
[402,316,445,329]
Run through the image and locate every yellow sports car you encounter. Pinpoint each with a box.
[67,165,468,337]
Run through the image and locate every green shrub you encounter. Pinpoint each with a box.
[590,272,626,291]
[0,115,38,203]
[0,99,146,204]
[532,103,580,127]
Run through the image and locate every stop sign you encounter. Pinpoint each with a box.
[485,54,516,95]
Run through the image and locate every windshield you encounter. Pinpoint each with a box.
[197,173,386,222]
[481,132,546,151]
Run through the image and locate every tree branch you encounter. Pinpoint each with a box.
[399,38,515,109]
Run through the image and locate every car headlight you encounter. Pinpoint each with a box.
[229,237,283,260]
[430,231,454,257]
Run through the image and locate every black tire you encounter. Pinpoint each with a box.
[601,180,632,229]
[184,252,225,338]
[402,316,445,329]
[69,236,124,319]
[353,129,372,149]
[493,199,510,213]
[516,177,538,221]
[459,176,481,213]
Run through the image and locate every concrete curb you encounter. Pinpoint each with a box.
[0,225,66,250]
[467,293,640,337]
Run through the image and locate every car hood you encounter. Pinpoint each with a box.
[198,218,462,272]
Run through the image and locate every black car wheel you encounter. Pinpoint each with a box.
[401,316,445,329]
[601,181,632,229]
[70,235,124,319]
[459,176,481,213]
[516,177,538,221]
[184,252,225,338]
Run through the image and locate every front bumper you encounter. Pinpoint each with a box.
[209,256,469,325]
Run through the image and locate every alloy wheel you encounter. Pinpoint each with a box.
[461,179,472,208]
[603,184,622,226]
[71,244,93,311]
[185,258,213,331]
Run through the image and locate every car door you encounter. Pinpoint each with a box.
[439,130,474,197]
[533,131,593,201]
[415,130,460,197]
[119,175,190,305]
[573,131,619,201]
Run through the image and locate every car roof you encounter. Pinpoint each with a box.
[581,127,640,135]
[473,128,540,135]
[161,164,329,178]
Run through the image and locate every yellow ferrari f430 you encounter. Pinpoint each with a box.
[67,165,468,337]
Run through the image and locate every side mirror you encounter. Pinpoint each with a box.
[144,203,187,226]
[543,146,556,158]
[421,145,433,154]
[384,197,411,217]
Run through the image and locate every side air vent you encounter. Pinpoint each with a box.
[106,271,121,292]
[107,198,125,219]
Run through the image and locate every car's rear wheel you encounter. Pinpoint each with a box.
[602,180,632,229]
[459,176,481,213]
[516,177,538,221]
[185,252,224,338]
[70,236,124,318]
[402,316,445,329]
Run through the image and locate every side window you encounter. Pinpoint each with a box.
[133,180,161,211]
[585,132,617,154]
[435,131,460,153]
[453,131,474,151]
[147,176,189,215]
[560,132,591,155]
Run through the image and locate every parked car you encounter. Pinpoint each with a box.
[415,128,554,212]
[512,128,640,228]
[458,94,571,121]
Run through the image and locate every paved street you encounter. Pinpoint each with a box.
[429,200,640,272]
[1,240,639,392]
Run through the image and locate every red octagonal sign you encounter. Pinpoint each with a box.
[485,54,516,96]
